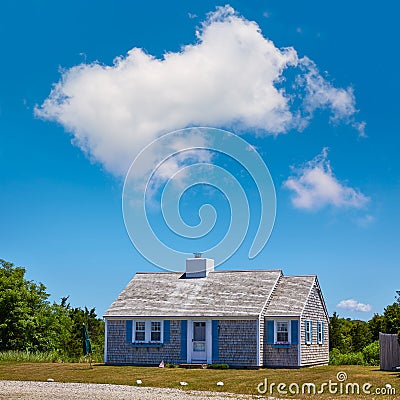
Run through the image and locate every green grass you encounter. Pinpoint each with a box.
[0,363,398,399]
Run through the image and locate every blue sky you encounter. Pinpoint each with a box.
[1,1,399,320]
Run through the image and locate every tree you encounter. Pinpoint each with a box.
[349,321,372,352]
[329,312,344,351]
[0,259,104,360]
[383,302,400,334]
[368,314,386,341]
[0,259,54,351]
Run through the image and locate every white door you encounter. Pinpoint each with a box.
[191,321,206,361]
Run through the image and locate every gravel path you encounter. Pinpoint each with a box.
[0,380,274,400]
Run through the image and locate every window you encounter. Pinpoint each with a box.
[305,320,312,344]
[273,320,291,344]
[317,321,324,344]
[135,321,145,341]
[133,320,163,343]
[276,321,289,343]
[151,321,161,341]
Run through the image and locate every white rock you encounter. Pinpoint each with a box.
[385,383,392,389]
[180,381,188,386]
[46,379,54,382]
[216,381,224,386]
[136,379,142,385]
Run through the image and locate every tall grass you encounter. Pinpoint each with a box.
[0,349,104,363]
[0,350,66,363]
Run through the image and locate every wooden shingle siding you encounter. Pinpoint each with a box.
[300,284,329,366]
[263,319,299,367]
[264,344,299,367]
[106,319,184,365]
[217,320,258,367]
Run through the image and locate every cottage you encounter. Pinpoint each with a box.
[104,256,329,367]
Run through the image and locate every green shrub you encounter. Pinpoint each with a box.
[362,340,380,366]
[329,349,365,365]
[165,363,177,368]
[207,363,229,369]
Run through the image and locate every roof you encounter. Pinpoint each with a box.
[104,270,282,318]
[264,275,317,317]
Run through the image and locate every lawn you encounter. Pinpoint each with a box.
[0,363,398,399]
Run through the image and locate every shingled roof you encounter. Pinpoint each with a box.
[104,270,283,318]
[265,275,317,317]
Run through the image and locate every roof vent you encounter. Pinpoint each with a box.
[185,256,214,278]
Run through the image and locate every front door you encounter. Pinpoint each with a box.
[191,321,206,362]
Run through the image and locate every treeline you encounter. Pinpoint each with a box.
[0,259,104,362]
[329,294,400,365]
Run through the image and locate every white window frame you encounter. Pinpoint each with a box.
[134,321,146,341]
[317,321,324,345]
[305,320,312,345]
[132,320,163,343]
[274,320,291,344]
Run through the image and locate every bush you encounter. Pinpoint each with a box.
[207,363,229,369]
[329,349,365,365]
[362,340,380,366]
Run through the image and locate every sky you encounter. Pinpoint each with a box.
[1,1,399,320]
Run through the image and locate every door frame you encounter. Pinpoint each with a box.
[186,319,212,364]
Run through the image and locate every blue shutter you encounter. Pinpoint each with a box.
[321,322,325,344]
[310,321,313,344]
[164,320,170,343]
[126,320,133,343]
[291,320,299,344]
[212,320,219,361]
[266,320,274,344]
[180,320,187,361]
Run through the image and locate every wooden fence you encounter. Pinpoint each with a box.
[380,332,400,371]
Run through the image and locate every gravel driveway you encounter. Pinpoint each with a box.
[0,380,273,400]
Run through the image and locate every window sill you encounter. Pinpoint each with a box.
[131,342,163,348]
[273,344,291,348]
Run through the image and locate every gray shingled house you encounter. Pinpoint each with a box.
[104,256,329,367]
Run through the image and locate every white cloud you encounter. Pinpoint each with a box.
[298,58,359,124]
[337,299,372,313]
[356,214,375,227]
[283,148,369,210]
[35,5,362,177]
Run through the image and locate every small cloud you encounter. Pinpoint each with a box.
[297,57,359,124]
[262,11,270,18]
[283,148,369,210]
[355,214,375,228]
[296,27,303,34]
[337,299,372,312]
[188,13,197,19]
[353,121,367,138]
